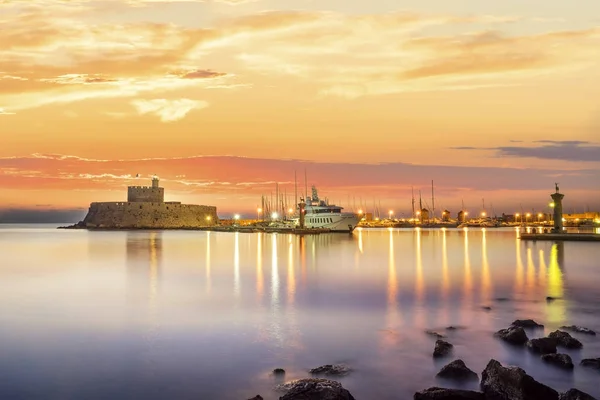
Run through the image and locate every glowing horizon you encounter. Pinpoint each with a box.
[1,0,599,218]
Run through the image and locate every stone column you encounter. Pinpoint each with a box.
[551,186,564,232]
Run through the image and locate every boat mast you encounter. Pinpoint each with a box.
[431,180,435,222]
[294,170,298,210]
[304,169,308,203]
[411,186,415,222]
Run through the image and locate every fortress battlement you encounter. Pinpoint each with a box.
[76,177,217,229]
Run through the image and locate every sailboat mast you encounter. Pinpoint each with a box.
[294,170,297,209]
[411,186,415,220]
[304,169,308,203]
[431,180,435,221]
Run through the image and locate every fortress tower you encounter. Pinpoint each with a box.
[128,175,165,203]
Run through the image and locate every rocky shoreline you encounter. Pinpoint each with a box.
[246,320,598,400]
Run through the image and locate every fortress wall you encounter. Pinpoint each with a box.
[83,202,217,228]
[127,187,164,203]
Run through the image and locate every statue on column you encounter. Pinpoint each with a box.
[555,182,559,193]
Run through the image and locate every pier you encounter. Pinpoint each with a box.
[520,233,600,242]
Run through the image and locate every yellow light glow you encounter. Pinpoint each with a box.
[549,203,555,208]
[526,213,531,217]
[288,208,293,214]
[358,209,363,214]
[481,212,486,217]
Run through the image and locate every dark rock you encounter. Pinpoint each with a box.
[495,326,529,345]
[273,368,286,375]
[433,340,453,358]
[542,353,574,370]
[309,364,350,376]
[414,387,484,400]
[427,330,447,339]
[546,296,561,302]
[527,338,557,354]
[436,359,479,381]
[482,306,492,311]
[446,326,466,331]
[559,389,597,400]
[580,358,600,369]
[560,325,597,336]
[511,319,544,329]
[549,330,583,349]
[495,297,510,302]
[248,396,263,400]
[481,359,559,400]
[277,378,355,400]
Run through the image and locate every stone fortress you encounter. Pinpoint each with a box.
[77,176,218,229]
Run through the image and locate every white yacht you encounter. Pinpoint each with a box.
[293,186,359,232]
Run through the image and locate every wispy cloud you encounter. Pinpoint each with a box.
[0,107,15,115]
[452,140,600,162]
[131,98,209,122]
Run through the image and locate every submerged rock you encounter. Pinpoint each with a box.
[580,358,600,369]
[527,338,557,354]
[495,326,529,345]
[511,319,544,329]
[549,330,583,349]
[436,359,478,381]
[433,340,454,358]
[247,396,263,400]
[426,330,447,339]
[559,389,597,400]
[480,359,559,400]
[414,387,484,400]
[446,326,466,331]
[277,378,355,400]
[546,296,562,302]
[309,364,351,377]
[560,325,597,336]
[273,368,286,375]
[542,353,575,370]
[495,297,511,302]
[481,306,492,311]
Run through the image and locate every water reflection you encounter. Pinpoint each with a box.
[234,232,240,298]
[515,237,524,293]
[256,233,263,300]
[441,229,449,301]
[462,229,472,319]
[287,235,295,306]
[546,243,565,324]
[414,228,424,326]
[205,231,211,294]
[481,229,492,301]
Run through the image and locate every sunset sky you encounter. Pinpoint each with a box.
[1,0,599,220]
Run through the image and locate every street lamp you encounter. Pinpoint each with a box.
[257,207,262,221]
[206,215,212,223]
[515,213,520,224]
[481,211,486,217]
[526,213,531,224]
[388,210,393,219]
[271,212,278,220]
[537,213,543,223]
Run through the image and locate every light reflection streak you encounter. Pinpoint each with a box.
[205,231,211,294]
[462,228,472,324]
[358,228,363,254]
[256,233,263,300]
[387,228,398,310]
[546,243,565,324]
[481,229,492,301]
[441,229,449,300]
[271,234,280,310]
[538,249,547,287]
[287,235,295,306]
[149,232,158,306]
[381,228,400,350]
[234,232,240,297]
[415,228,424,325]
[514,237,524,293]
[526,247,535,293]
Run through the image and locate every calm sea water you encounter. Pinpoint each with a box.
[1,225,599,399]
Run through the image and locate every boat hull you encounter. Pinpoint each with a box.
[293,213,359,232]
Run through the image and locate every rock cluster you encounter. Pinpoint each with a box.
[560,325,596,336]
[276,378,355,400]
[549,330,583,349]
[527,337,558,354]
[436,359,478,381]
[309,364,351,377]
[511,319,544,329]
[542,353,575,370]
[433,340,454,357]
[495,326,528,345]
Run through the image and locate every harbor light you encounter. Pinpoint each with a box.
[358,209,363,214]
[234,214,240,220]
[549,202,555,208]
[481,212,486,217]
[206,215,211,221]
[388,210,393,218]
[288,208,293,214]
[537,213,543,222]
[272,212,278,219]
